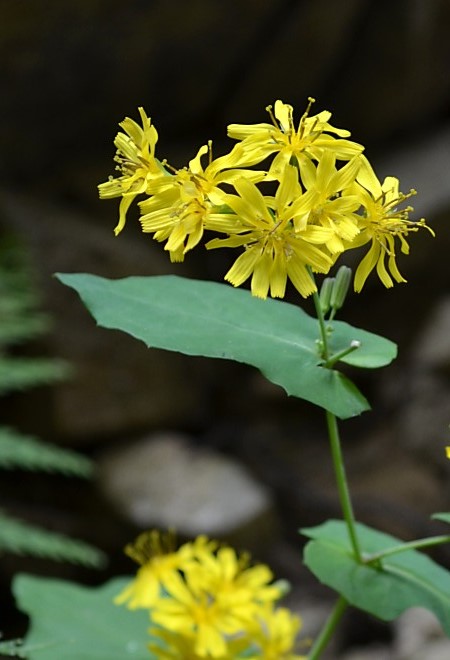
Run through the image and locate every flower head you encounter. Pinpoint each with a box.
[206,166,335,299]
[227,98,363,178]
[117,530,305,658]
[150,569,254,658]
[148,627,244,659]
[245,605,306,660]
[292,151,363,254]
[139,142,264,262]
[99,102,432,298]
[149,542,282,657]
[115,530,216,609]
[98,107,165,236]
[348,157,433,292]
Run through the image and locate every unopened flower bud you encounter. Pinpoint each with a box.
[319,277,334,314]
[330,266,352,311]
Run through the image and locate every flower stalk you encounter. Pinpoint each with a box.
[311,284,363,562]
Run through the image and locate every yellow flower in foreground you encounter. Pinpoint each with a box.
[446,447,450,459]
[246,605,306,660]
[117,530,302,658]
[207,166,334,299]
[149,541,283,657]
[187,545,282,607]
[148,628,246,659]
[98,107,165,236]
[151,570,253,658]
[115,531,216,609]
[227,98,363,178]
[348,157,433,292]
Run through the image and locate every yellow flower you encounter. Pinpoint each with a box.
[446,447,450,459]
[149,540,285,658]
[292,151,363,254]
[206,166,334,299]
[98,107,165,236]
[114,530,216,609]
[148,628,246,659]
[186,545,282,608]
[150,570,253,658]
[139,142,263,262]
[348,157,433,292]
[245,605,306,660]
[227,98,363,178]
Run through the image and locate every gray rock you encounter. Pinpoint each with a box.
[339,645,391,660]
[99,432,275,540]
[394,607,450,660]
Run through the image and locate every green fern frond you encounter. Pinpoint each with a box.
[0,269,51,348]
[0,357,71,394]
[0,512,106,568]
[0,239,104,572]
[0,313,50,348]
[0,638,26,658]
[0,427,93,477]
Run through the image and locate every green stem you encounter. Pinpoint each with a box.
[311,289,330,362]
[324,340,361,368]
[326,410,362,561]
[364,534,450,563]
[311,285,362,562]
[308,596,348,659]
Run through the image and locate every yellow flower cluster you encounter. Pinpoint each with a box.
[99,99,432,299]
[115,530,306,659]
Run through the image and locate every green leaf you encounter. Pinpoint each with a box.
[0,512,106,568]
[0,427,93,477]
[56,274,397,419]
[432,513,450,526]
[13,575,154,659]
[301,520,450,635]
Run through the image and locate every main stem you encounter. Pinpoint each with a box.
[311,286,362,562]
[325,409,362,561]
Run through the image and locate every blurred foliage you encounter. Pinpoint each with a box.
[0,426,92,476]
[0,235,105,567]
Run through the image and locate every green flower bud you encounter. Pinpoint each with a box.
[330,266,352,311]
[319,277,334,314]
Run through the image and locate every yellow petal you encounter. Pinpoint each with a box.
[354,241,380,292]
[286,258,316,297]
[114,194,135,235]
[356,155,382,196]
[225,247,260,287]
[251,251,271,299]
[269,246,287,298]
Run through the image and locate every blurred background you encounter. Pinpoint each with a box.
[1,0,450,657]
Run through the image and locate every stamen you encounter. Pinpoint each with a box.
[207,140,213,166]
[124,529,177,566]
[164,161,179,174]
[298,97,316,136]
[265,104,278,128]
